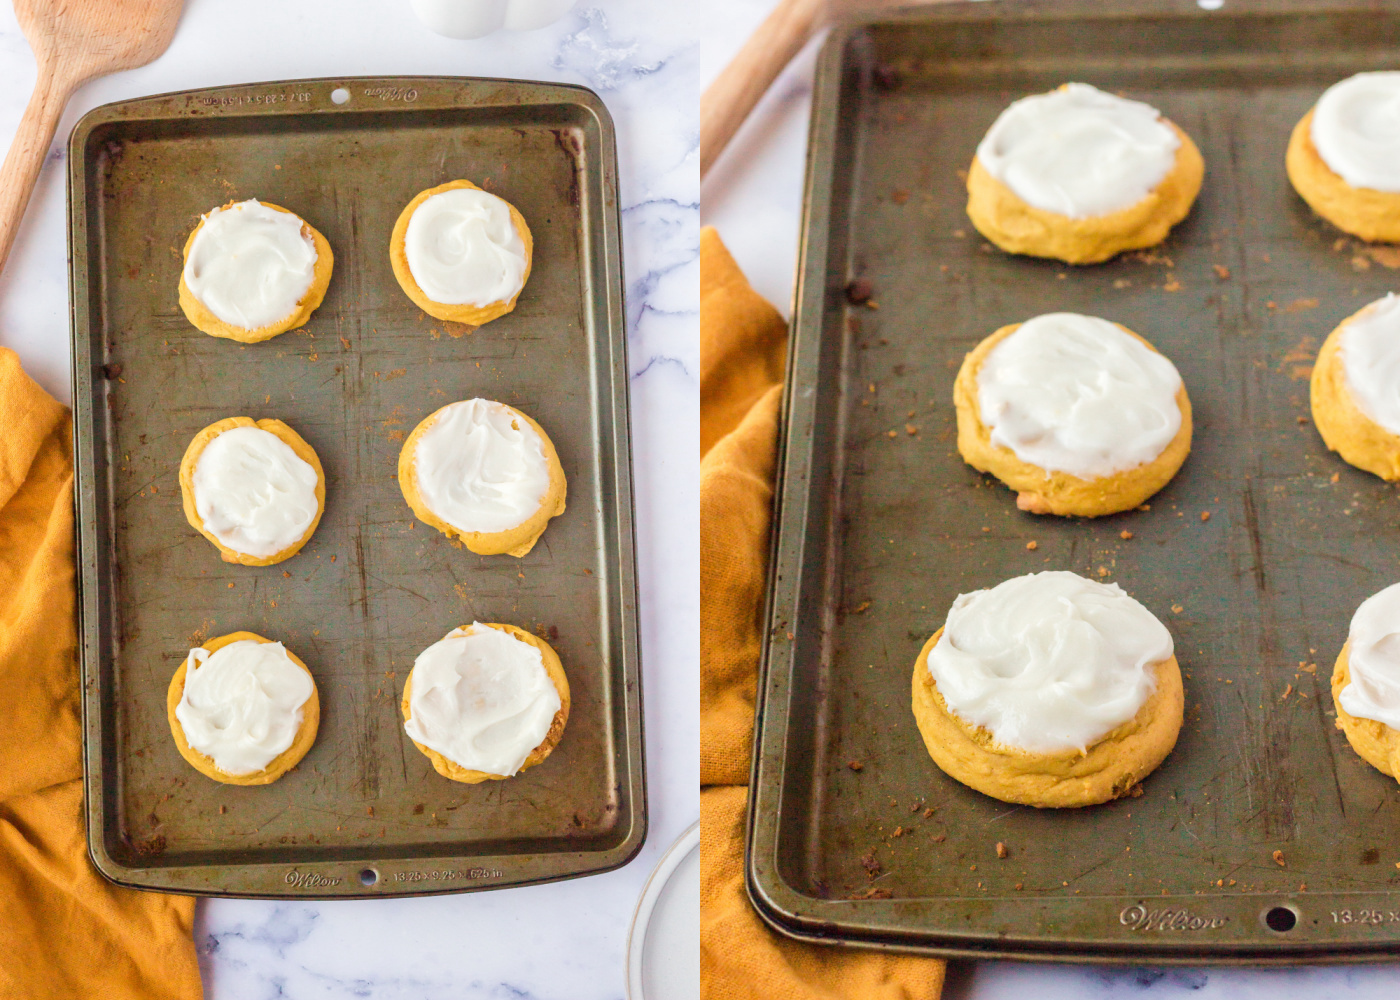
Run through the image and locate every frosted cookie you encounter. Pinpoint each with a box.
[398,398,565,556]
[180,417,325,566]
[167,631,319,786]
[1311,294,1400,480]
[954,313,1192,517]
[1287,73,1400,243]
[389,179,533,326]
[911,571,1183,808]
[178,199,334,343]
[401,622,569,784]
[966,83,1204,264]
[1332,582,1400,782]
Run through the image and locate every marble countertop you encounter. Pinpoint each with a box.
[0,1,697,996]
[700,0,1400,995]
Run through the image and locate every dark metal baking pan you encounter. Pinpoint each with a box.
[748,0,1400,962]
[69,77,645,897]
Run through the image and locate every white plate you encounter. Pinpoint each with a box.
[626,820,700,1000]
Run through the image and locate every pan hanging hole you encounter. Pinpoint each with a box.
[331,88,351,105]
[359,868,379,886]
[1264,906,1297,932]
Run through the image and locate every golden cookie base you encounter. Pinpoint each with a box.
[177,201,334,343]
[1310,302,1400,481]
[911,627,1184,808]
[389,179,534,327]
[953,321,1193,517]
[179,416,326,566]
[1286,109,1400,243]
[397,401,566,556]
[1332,641,1400,783]
[966,118,1203,265]
[400,623,570,784]
[167,631,320,786]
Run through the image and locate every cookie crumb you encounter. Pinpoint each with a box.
[1015,882,1024,890]
[1120,530,1133,540]
[1213,264,1231,280]
[848,886,893,900]
[1025,540,1038,551]
[933,833,946,843]
[1297,415,1309,425]
[892,189,910,205]
[848,761,864,772]
[1330,472,1340,483]
[851,600,872,614]
[996,842,1009,859]
[886,429,898,439]
[1138,503,1151,511]
[1273,849,1285,867]
[1281,683,1293,700]
[1163,277,1182,292]
[1200,511,1211,522]
[892,826,905,838]
[860,849,881,878]
[906,423,918,435]
[924,807,935,819]
[1097,566,1110,577]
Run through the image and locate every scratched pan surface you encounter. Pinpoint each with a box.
[69,78,644,897]
[748,0,1400,961]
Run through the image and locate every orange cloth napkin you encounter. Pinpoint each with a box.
[699,228,946,999]
[0,348,202,998]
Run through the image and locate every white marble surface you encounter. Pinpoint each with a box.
[0,1,697,996]
[700,0,1400,994]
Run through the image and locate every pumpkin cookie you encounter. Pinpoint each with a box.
[398,398,565,556]
[401,622,569,784]
[178,199,333,343]
[911,571,1183,808]
[1332,582,1400,782]
[389,179,533,326]
[1287,73,1400,243]
[168,631,319,786]
[1311,294,1400,480]
[966,82,1203,264]
[180,416,325,566]
[954,313,1192,517]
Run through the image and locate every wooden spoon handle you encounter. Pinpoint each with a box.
[700,0,824,180]
[0,67,73,275]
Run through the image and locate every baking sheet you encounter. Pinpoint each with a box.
[70,77,645,897]
[748,0,1400,961]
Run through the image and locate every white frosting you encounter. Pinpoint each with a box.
[1339,293,1400,435]
[1311,72,1400,193]
[175,640,314,775]
[404,187,527,306]
[193,425,320,558]
[1340,582,1400,730]
[403,623,562,776]
[183,200,318,329]
[975,82,1181,219]
[977,312,1183,480]
[413,399,550,535]
[927,571,1174,753]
